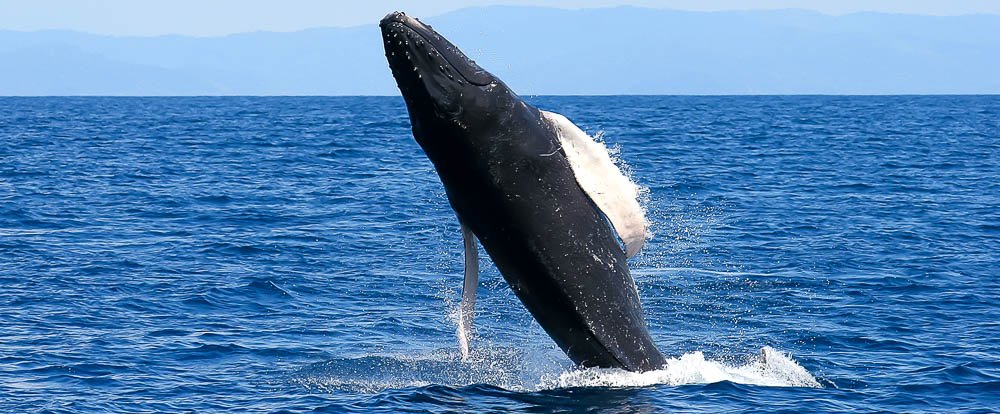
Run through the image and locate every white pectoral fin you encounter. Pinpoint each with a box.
[541,110,648,258]
[457,222,479,360]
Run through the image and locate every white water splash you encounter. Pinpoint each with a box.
[540,347,820,389]
[295,346,822,393]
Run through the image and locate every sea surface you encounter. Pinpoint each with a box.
[1,96,998,413]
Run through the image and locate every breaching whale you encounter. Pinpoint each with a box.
[380,11,666,372]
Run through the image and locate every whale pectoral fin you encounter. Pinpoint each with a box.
[540,110,649,258]
[458,222,479,360]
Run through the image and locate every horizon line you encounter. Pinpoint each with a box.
[2,94,999,98]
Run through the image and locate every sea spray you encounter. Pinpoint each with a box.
[295,346,822,393]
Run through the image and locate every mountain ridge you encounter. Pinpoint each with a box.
[2,6,998,95]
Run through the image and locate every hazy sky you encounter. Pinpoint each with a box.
[2,0,999,36]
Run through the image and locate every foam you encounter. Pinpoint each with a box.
[539,347,821,389]
[295,346,821,393]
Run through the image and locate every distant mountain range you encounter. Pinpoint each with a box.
[2,6,999,95]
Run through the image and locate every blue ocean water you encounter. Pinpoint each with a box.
[1,96,998,413]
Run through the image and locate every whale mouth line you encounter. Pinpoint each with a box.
[381,13,492,86]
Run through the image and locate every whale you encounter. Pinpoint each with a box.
[380,11,666,372]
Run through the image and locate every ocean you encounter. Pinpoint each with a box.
[1,96,997,412]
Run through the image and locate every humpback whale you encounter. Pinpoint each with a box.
[380,11,666,372]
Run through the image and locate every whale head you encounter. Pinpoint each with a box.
[380,12,520,152]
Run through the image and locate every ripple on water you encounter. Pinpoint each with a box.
[1,96,998,412]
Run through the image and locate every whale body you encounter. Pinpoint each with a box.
[380,11,666,372]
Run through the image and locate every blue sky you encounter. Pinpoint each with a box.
[1,0,999,36]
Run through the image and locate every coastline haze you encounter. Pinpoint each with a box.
[1,5,998,95]
[1,0,999,36]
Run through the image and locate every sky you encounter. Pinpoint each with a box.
[1,0,999,36]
